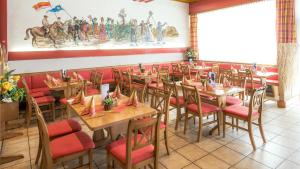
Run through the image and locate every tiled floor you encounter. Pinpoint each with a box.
[1,100,300,169]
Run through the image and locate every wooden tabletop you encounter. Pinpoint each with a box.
[234,71,278,79]
[190,66,211,71]
[68,95,157,131]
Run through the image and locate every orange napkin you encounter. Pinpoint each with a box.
[72,72,79,81]
[112,85,122,99]
[127,90,139,107]
[46,74,52,82]
[82,96,96,116]
[223,77,231,87]
[71,90,85,105]
[206,82,214,91]
[51,77,61,86]
[183,76,192,85]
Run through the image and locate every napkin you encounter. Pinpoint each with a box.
[112,85,122,99]
[73,72,84,81]
[223,77,231,87]
[51,77,61,86]
[183,76,192,85]
[127,90,139,107]
[82,96,96,116]
[46,74,52,82]
[71,90,85,105]
[206,82,214,91]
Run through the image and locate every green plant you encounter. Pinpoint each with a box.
[0,69,25,102]
[184,48,198,59]
[103,97,113,105]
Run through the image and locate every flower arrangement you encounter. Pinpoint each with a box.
[0,70,25,103]
[184,48,198,60]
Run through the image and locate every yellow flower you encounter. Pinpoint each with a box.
[12,75,20,82]
[2,82,14,91]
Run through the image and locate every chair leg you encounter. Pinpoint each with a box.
[164,129,170,155]
[51,102,55,121]
[258,119,267,143]
[231,117,234,130]
[175,107,181,131]
[183,111,188,135]
[107,151,112,169]
[223,113,226,138]
[35,136,42,164]
[79,156,83,166]
[88,149,93,169]
[236,119,239,131]
[197,117,203,142]
[248,122,256,150]
[216,112,220,135]
[26,107,33,127]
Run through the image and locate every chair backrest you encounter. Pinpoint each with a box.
[22,77,33,111]
[65,80,84,99]
[181,65,191,80]
[94,72,103,93]
[238,69,253,89]
[160,65,170,73]
[162,80,179,102]
[131,85,147,103]
[171,63,181,73]
[211,64,220,81]
[32,97,53,167]
[112,68,122,85]
[181,83,203,116]
[218,69,234,84]
[122,72,132,95]
[156,70,169,84]
[248,87,266,119]
[152,64,160,73]
[150,90,172,126]
[126,113,162,168]
[90,70,97,85]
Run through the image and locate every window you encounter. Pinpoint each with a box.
[197,0,277,65]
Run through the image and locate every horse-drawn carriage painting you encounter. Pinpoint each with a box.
[22,1,180,49]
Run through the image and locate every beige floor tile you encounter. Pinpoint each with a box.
[182,163,201,169]
[238,134,265,148]
[177,144,208,162]
[194,155,230,169]
[210,135,235,145]
[288,151,300,165]
[277,160,300,169]
[194,138,223,152]
[159,151,191,169]
[2,162,32,169]
[234,157,270,169]
[260,142,294,159]
[271,136,300,149]
[212,146,245,165]
[226,140,254,156]
[247,149,284,168]
[159,140,174,157]
[168,135,189,150]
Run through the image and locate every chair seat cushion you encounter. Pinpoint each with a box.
[246,83,263,89]
[107,134,154,165]
[170,96,185,106]
[87,88,101,95]
[30,88,51,95]
[50,131,95,160]
[30,92,45,98]
[35,96,55,104]
[187,103,219,114]
[266,79,279,86]
[48,119,82,138]
[223,104,259,119]
[59,98,68,105]
[226,96,242,106]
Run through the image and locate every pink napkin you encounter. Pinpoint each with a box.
[127,90,139,107]
[71,91,85,105]
[183,76,192,85]
[206,83,214,91]
[73,72,84,81]
[223,77,231,87]
[46,74,52,82]
[81,96,96,116]
[51,77,61,86]
[112,85,122,99]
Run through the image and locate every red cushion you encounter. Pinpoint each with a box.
[87,88,101,95]
[48,119,82,138]
[170,96,185,106]
[107,134,154,165]
[266,79,279,86]
[246,83,263,89]
[35,96,55,104]
[31,74,48,89]
[148,83,163,89]
[50,131,95,160]
[223,104,259,119]
[187,103,219,114]
[59,98,68,105]
[30,88,51,96]
[30,92,45,98]
[226,96,242,106]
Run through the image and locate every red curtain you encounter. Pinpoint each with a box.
[190,14,198,59]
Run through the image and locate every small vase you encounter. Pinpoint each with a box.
[104,104,112,111]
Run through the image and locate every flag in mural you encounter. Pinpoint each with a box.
[132,0,154,3]
[33,2,51,11]
[48,5,64,13]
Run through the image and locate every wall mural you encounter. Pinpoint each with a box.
[7,0,188,51]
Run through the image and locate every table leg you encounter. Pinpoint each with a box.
[92,129,110,148]
[209,96,226,135]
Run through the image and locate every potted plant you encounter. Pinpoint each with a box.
[184,48,198,61]
[103,97,113,111]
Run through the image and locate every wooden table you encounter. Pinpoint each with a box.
[130,72,157,84]
[190,66,211,72]
[68,94,157,147]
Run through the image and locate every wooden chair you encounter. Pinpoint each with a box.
[238,69,264,99]
[181,64,191,80]
[31,96,82,165]
[211,64,220,82]
[147,70,169,101]
[150,89,172,155]
[22,77,49,98]
[122,71,145,97]
[152,64,160,73]
[181,84,220,142]
[112,68,123,89]
[33,99,94,169]
[106,113,162,169]
[132,83,147,103]
[23,79,56,126]
[160,65,170,73]
[86,72,103,95]
[222,87,267,150]
[163,80,185,130]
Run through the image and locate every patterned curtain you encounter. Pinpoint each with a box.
[276,0,297,107]
[190,14,199,59]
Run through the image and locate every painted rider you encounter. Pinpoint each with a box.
[56,17,64,33]
[42,15,50,37]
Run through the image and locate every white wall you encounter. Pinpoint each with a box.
[8,53,183,74]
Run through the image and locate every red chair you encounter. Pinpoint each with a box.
[33,98,94,169]
[106,114,162,169]
[222,87,267,150]
[86,72,102,95]
[22,77,50,98]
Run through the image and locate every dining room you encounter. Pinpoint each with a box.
[1,0,300,169]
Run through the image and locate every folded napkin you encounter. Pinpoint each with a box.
[71,90,85,105]
[183,76,192,85]
[127,90,139,107]
[223,77,231,87]
[73,72,84,81]
[46,74,52,82]
[112,85,122,99]
[206,82,214,91]
[51,77,61,86]
[82,96,96,116]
